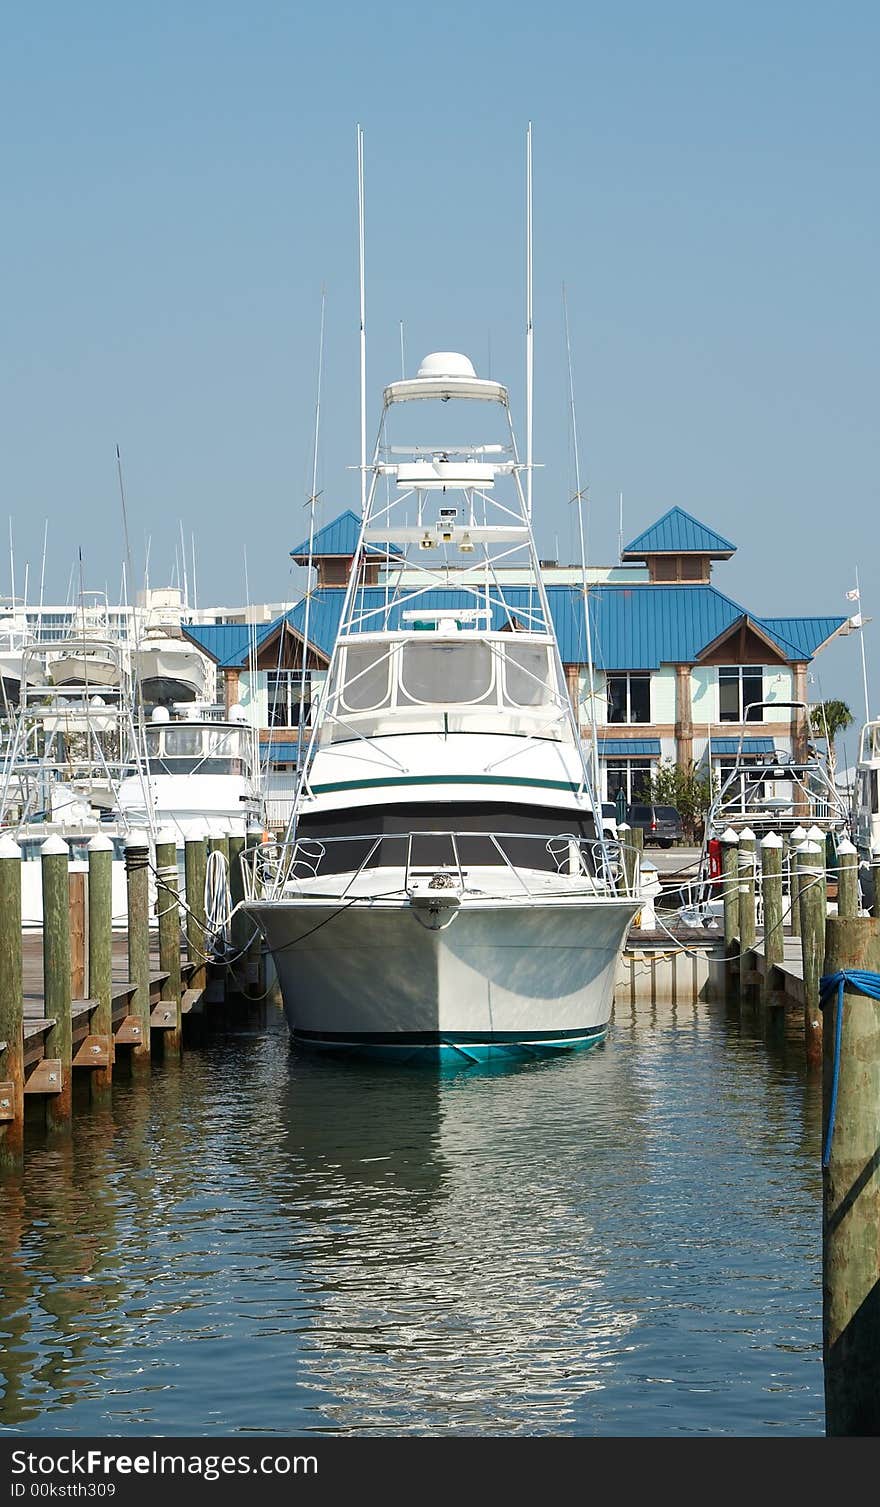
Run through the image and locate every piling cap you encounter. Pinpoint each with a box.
[156,826,178,848]
[761,832,783,848]
[836,838,857,855]
[0,833,22,860]
[720,827,740,844]
[124,829,151,850]
[795,840,822,854]
[86,834,114,852]
[806,825,826,842]
[617,821,631,833]
[739,827,756,843]
[790,825,808,842]
[40,835,70,856]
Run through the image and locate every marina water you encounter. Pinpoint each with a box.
[0,998,822,1437]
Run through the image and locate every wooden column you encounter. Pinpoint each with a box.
[822,916,880,1435]
[155,829,182,1055]
[223,667,239,714]
[836,839,859,920]
[0,835,24,1165]
[674,664,694,768]
[760,832,784,1007]
[798,840,825,1067]
[789,824,807,937]
[42,836,72,1129]
[87,834,114,1099]
[185,832,208,994]
[125,832,152,1074]
[737,829,757,993]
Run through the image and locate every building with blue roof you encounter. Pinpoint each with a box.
[185,506,848,814]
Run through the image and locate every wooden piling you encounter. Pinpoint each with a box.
[821,915,880,1436]
[245,824,266,997]
[721,828,740,991]
[87,835,114,1099]
[41,836,72,1129]
[184,831,208,994]
[798,840,825,1067]
[738,828,757,994]
[125,832,152,1073]
[836,839,859,921]
[227,832,249,998]
[0,835,24,1164]
[789,825,807,938]
[760,832,784,1006]
[155,828,182,1055]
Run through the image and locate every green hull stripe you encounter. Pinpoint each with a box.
[310,773,581,795]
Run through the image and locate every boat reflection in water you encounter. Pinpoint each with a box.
[268,1049,642,1434]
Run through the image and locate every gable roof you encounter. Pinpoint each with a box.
[622,507,737,559]
[183,622,274,668]
[290,509,402,561]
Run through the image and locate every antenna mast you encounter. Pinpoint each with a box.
[563,284,602,802]
[357,124,367,515]
[297,286,326,746]
[525,123,534,520]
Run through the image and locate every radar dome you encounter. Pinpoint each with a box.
[150,705,171,723]
[228,703,247,724]
[416,352,476,380]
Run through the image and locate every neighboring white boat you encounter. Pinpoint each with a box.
[0,604,36,711]
[133,624,211,706]
[116,703,262,840]
[853,717,880,907]
[243,347,639,1064]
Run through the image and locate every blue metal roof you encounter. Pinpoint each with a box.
[260,741,301,763]
[184,622,273,668]
[271,586,846,671]
[622,507,737,558]
[711,738,776,755]
[755,617,845,660]
[289,509,402,560]
[595,738,661,757]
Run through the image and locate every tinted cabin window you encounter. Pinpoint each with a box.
[505,644,551,706]
[400,642,493,705]
[340,645,392,712]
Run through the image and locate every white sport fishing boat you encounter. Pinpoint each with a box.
[115,703,262,841]
[244,345,639,1062]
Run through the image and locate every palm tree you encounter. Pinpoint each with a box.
[809,698,854,784]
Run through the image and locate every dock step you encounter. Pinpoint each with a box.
[72,1034,111,1069]
[115,1016,146,1046]
[24,1058,63,1095]
[150,1002,178,1029]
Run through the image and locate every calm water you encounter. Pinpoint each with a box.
[0,999,823,1437]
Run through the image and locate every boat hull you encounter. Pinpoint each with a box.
[246,892,637,1063]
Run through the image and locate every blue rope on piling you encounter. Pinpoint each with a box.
[819,969,880,1170]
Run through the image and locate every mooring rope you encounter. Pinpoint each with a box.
[819,969,880,1169]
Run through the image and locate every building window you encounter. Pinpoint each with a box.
[607,672,651,724]
[606,759,654,804]
[719,666,764,722]
[268,670,311,728]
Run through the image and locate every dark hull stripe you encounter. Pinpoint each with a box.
[310,773,581,795]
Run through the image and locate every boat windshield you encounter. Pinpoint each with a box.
[400,642,493,705]
[143,724,250,775]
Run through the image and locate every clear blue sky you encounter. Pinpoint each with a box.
[2,2,877,760]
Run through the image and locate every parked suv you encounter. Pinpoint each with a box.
[626,803,683,848]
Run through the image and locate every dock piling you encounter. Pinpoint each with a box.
[721,828,740,991]
[41,836,72,1128]
[0,835,24,1164]
[821,915,880,1436]
[760,832,784,1008]
[87,835,114,1099]
[738,828,757,994]
[789,825,807,938]
[798,840,825,1067]
[125,831,152,1073]
[155,828,182,1055]
[184,830,208,1000]
[836,839,859,921]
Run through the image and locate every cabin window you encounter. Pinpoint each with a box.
[164,726,203,757]
[872,769,880,814]
[340,645,392,712]
[719,666,764,722]
[504,644,551,707]
[607,672,651,724]
[400,642,493,705]
[268,670,310,728]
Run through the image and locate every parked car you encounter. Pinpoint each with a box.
[626,802,683,848]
